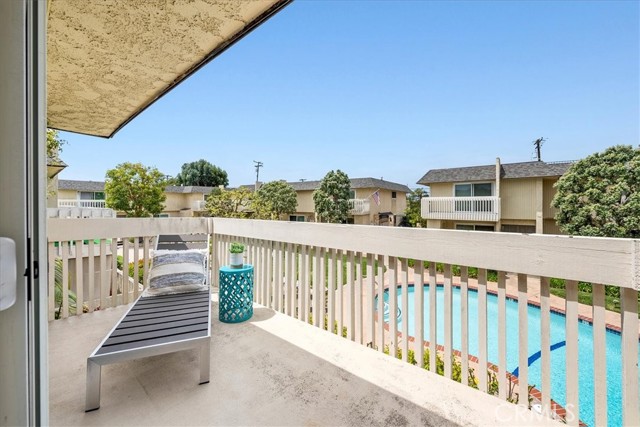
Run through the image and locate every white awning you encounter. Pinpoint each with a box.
[47,0,291,138]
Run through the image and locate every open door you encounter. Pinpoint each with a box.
[0,1,48,425]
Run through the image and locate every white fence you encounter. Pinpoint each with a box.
[58,199,106,208]
[47,217,639,426]
[421,196,500,222]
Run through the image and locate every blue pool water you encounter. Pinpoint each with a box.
[378,285,640,427]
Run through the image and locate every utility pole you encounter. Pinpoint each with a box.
[533,137,545,162]
[253,160,263,191]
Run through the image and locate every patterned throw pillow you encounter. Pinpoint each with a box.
[143,249,208,297]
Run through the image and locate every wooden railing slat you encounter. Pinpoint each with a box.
[460,266,469,387]
[592,283,607,427]
[443,263,452,379]
[621,287,639,427]
[414,262,424,367]
[497,271,507,400]
[565,280,579,426]
[477,268,488,393]
[428,262,437,374]
[517,273,528,406]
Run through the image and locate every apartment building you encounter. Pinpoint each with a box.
[417,159,572,234]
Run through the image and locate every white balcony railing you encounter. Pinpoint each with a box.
[58,199,106,208]
[47,218,639,426]
[421,196,500,222]
[349,198,370,215]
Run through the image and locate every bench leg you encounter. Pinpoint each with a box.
[199,340,210,384]
[85,359,102,411]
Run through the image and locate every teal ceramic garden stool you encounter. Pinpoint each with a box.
[219,265,254,323]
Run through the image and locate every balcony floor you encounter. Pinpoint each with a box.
[49,296,560,427]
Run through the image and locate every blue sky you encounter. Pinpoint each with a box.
[58,0,639,189]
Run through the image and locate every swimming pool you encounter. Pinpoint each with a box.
[378,285,640,427]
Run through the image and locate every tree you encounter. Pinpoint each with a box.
[313,170,351,223]
[46,128,65,159]
[403,188,428,227]
[552,145,640,238]
[253,180,298,220]
[175,159,228,187]
[205,187,253,218]
[104,162,167,217]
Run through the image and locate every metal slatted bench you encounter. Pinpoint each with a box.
[85,288,211,411]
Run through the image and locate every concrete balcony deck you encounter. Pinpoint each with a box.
[48,295,559,427]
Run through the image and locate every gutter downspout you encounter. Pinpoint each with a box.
[495,158,501,232]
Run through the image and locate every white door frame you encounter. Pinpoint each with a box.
[0,1,48,425]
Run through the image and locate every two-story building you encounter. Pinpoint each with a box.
[287,177,411,226]
[417,159,572,234]
[55,180,216,217]
[55,178,410,224]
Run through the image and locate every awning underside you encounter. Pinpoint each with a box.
[47,0,290,138]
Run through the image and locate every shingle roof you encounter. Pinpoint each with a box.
[58,179,105,192]
[164,185,218,194]
[286,178,411,193]
[58,180,218,194]
[416,161,573,185]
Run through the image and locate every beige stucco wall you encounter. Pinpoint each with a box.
[295,190,315,214]
[428,183,452,198]
[500,178,536,221]
[57,189,78,200]
[542,179,559,219]
[544,219,563,235]
[164,192,185,212]
[293,187,407,225]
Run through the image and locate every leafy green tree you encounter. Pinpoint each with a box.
[313,170,351,223]
[176,159,228,187]
[205,187,253,218]
[404,188,428,227]
[104,162,167,217]
[552,145,640,238]
[46,128,65,159]
[253,180,298,220]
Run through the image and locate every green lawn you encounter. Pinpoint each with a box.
[549,288,640,317]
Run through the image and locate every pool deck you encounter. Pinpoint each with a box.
[391,269,636,335]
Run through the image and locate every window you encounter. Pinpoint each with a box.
[80,191,105,200]
[501,224,535,233]
[391,191,397,199]
[154,213,170,218]
[454,183,493,212]
[289,215,305,222]
[348,190,356,199]
[454,183,493,197]
[455,224,494,232]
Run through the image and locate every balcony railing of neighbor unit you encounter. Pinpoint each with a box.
[421,196,500,222]
[47,217,639,427]
[349,198,370,215]
[58,199,107,208]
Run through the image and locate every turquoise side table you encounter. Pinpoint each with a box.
[219,265,254,323]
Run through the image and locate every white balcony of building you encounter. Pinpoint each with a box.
[46,218,639,427]
[58,199,107,209]
[349,198,371,215]
[421,196,500,222]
